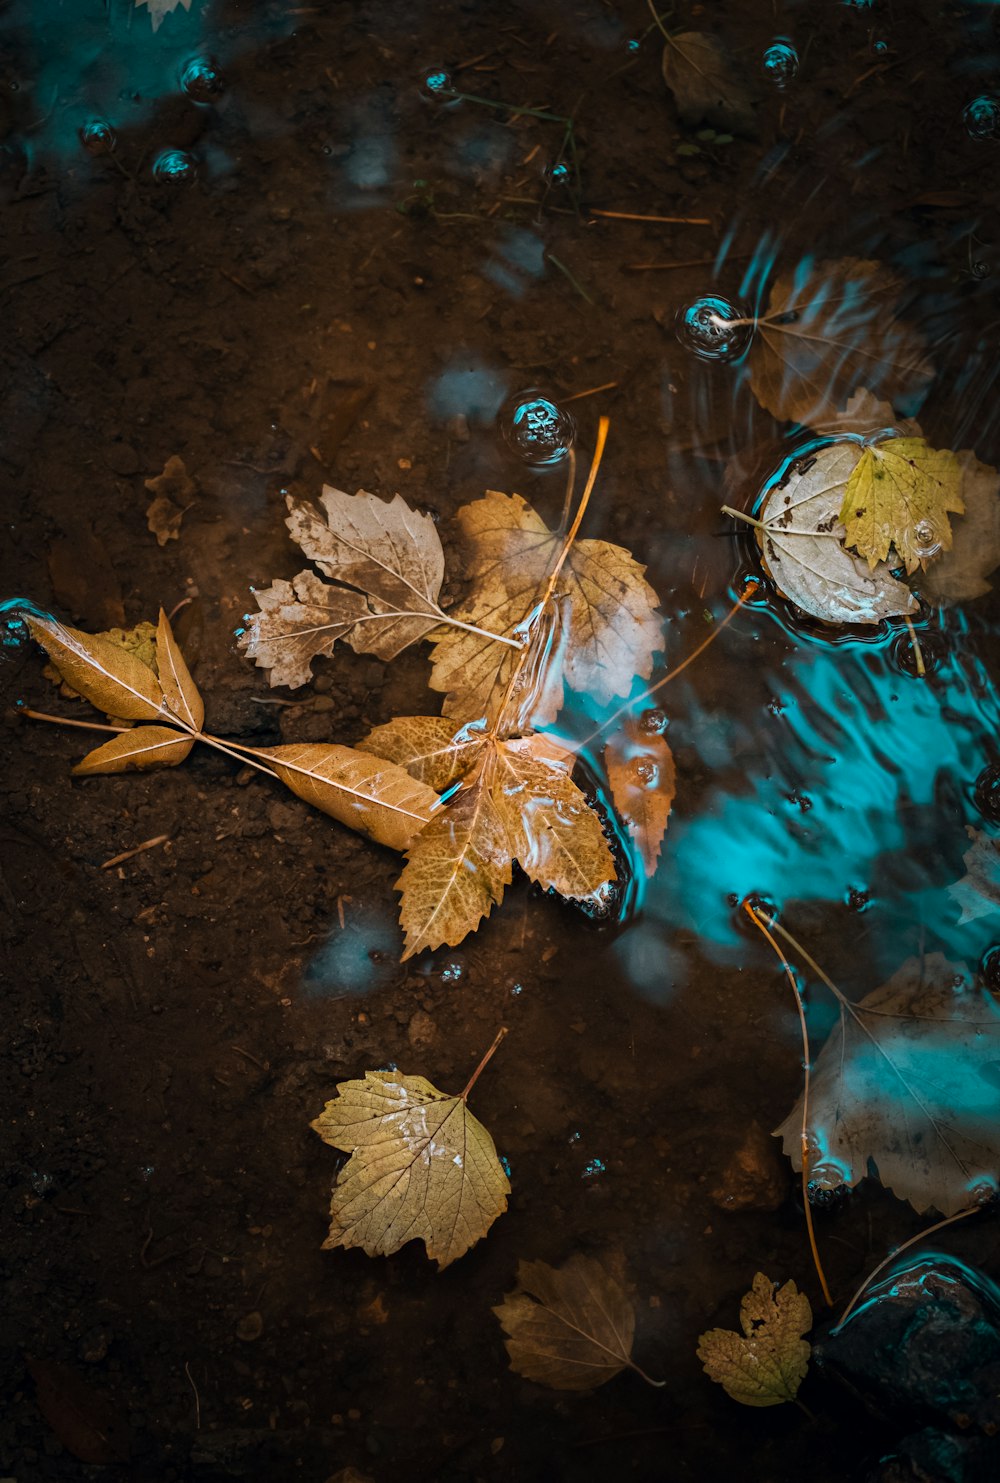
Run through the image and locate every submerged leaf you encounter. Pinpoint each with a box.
[742,442,917,624]
[311,1066,510,1268]
[494,1253,650,1390]
[661,32,756,135]
[946,827,1000,924]
[697,1274,811,1407]
[915,451,1000,605]
[28,616,165,722]
[72,725,193,776]
[774,953,1000,1216]
[258,743,439,853]
[604,717,677,876]
[746,258,933,426]
[839,437,964,573]
[135,0,193,32]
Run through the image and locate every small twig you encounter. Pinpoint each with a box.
[231,1046,268,1073]
[624,254,751,271]
[589,209,711,225]
[184,1361,201,1430]
[545,252,595,304]
[903,615,926,677]
[101,834,169,870]
[563,380,618,403]
[20,708,128,735]
[460,1027,508,1101]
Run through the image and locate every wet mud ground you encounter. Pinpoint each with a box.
[2,1,1000,1479]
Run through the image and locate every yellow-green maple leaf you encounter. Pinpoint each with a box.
[839,437,964,574]
[697,1272,812,1407]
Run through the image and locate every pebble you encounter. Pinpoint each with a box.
[235,1311,264,1342]
[710,1120,787,1212]
[407,1009,436,1051]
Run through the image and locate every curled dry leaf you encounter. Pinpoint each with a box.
[27,615,166,722]
[256,743,438,853]
[604,716,676,876]
[661,32,756,135]
[946,827,1000,924]
[73,725,194,776]
[240,488,448,687]
[839,437,964,573]
[697,1273,811,1407]
[494,1253,661,1390]
[135,0,193,32]
[310,1064,509,1269]
[734,441,917,624]
[428,490,661,724]
[774,953,1000,1216]
[746,258,933,426]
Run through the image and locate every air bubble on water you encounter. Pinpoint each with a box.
[761,38,798,90]
[153,149,197,185]
[421,68,458,105]
[639,708,668,736]
[807,1161,849,1206]
[80,118,117,156]
[630,755,659,787]
[499,392,576,466]
[676,295,754,362]
[500,1155,512,1176]
[440,959,464,984]
[912,519,941,560]
[870,38,890,58]
[964,95,1000,141]
[974,763,1000,822]
[971,259,991,281]
[582,1157,606,1179]
[966,1175,998,1208]
[545,161,571,189]
[627,38,640,54]
[181,56,226,105]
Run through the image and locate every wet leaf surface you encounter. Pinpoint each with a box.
[257,743,439,853]
[697,1274,811,1407]
[604,716,676,876]
[947,827,1000,923]
[28,615,166,722]
[311,1065,509,1269]
[72,724,194,776]
[156,607,204,731]
[839,437,964,573]
[661,32,756,135]
[775,953,1000,1215]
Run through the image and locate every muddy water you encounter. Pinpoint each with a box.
[2,2,999,1480]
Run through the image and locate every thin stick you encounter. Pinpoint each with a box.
[645,0,672,43]
[544,417,609,596]
[461,1027,508,1100]
[558,447,578,533]
[589,209,711,226]
[183,1361,201,1430]
[101,834,169,870]
[721,505,838,539]
[834,1206,980,1331]
[627,1358,667,1389]
[743,902,833,1307]
[624,256,751,271]
[580,580,759,747]
[904,615,926,677]
[563,380,619,403]
[20,708,129,735]
[546,252,594,304]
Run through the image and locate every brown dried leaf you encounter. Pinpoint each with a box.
[27,1354,131,1464]
[146,495,185,546]
[27,615,165,722]
[311,1065,509,1269]
[156,608,204,731]
[494,1254,649,1390]
[72,725,194,776]
[257,742,438,853]
[145,455,196,546]
[359,715,484,791]
[662,32,756,135]
[493,735,614,899]
[604,717,677,876]
[916,451,1000,605]
[237,572,369,690]
[428,491,661,723]
[746,258,933,426]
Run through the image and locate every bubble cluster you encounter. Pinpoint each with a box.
[630,755,659,787]
[499,392,576,465]
[964,95,1000,141]
[181,56,226,105]
[761,38,799,90]
[421,68,458,105]
[153,149,197,185]
[676,295,754,362]
[974,762,1000,822]
[80,118,117,156]
[911,519,942,560]
[806,1162,849,1207]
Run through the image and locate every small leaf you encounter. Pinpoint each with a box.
[156,608,204,731]
[134,0,193,32]
[238,573,369,690]
[144,455,196,546]
[604,717,677,876]
[912,450,1000,605]
[72,725,194,776]
[494,1253,656,1390]
[311,1065,510,1269]
[26,1354,131,1464]
[697,1273,811,1407]
[27,615,165,722]
[662,32,756,135]
[258,743,438,853]
[839,436,964,573]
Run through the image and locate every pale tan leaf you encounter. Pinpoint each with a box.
[604,717,677,876]
[72,726,194,776]
[494,736,616,901]
[812,388,920,439]
[662,32,756,135]
[144,456,196,546]
[915,451,1000,605]
[396,771,512,958]
[156,609,203,731]
[134,0,193,32]
[310,1068,510,1269]
[839,437,964,573]
[697,1274,811,1407]
[238,572,369,689]
[27,616,165,722]
[774,953,1000,1216]
[146,496,185,546]
[358,715,484,792]
[747,258,933,426]
[946,828,1000,924]
[494,1254,646,1390]
[258,743,438,853]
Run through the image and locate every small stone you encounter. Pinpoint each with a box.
[235,1311,263,1342]
[407,1010,436,1051]
[78,1327,110,1363]
[710,1120,787,1212]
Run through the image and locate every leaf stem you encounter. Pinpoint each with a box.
[903,615,926,677]
[645,0,673,44]
[833,1205,981,1332]
[436,614,524,650]
[19,708,131,735]
[721,504,769,533]
[460,1026,508,1101]
[558,447,578,533]
[627,1358,667,1389]
[743,901,833,1308]
[545,416,609,596]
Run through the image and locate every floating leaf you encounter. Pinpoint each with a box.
[26,1354,131,1464]
[839,437,964,573]
[257,743,438,853]
[72,725,193,776]
[156,608,203,731]
[774,953,1000,1216]
[746,258,933,426]
[494,1253,660,1390]
[730,442,917,624]
[310,1059,510,1269]
[915,451,1000,605]
[428,490,661,723]
[946,827,1000,924]
[604,716,677,876]
[661,32,756,135]
[135,0,193,32]
[27,615,165,722]
[697,1273,811,1407]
